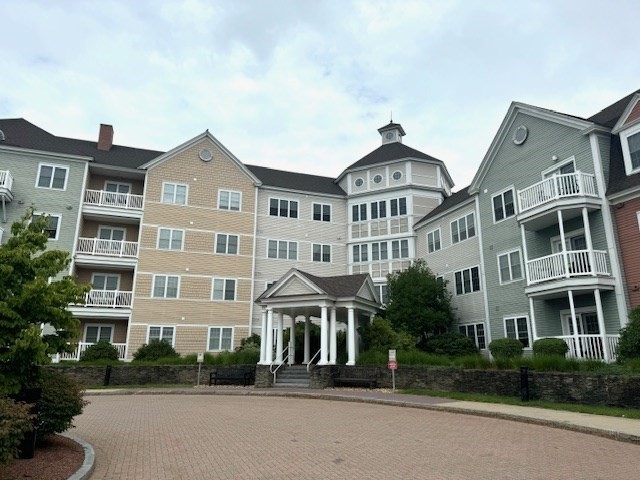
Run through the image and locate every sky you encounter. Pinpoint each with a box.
[1,0,639,190]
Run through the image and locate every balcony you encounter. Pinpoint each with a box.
[75,237,138,268]
[53,342,127,362]
[0,170,14,202]
[69,289,133,318]
[82,189,144,222]
[554,334,619,361]
[517,172,601,229]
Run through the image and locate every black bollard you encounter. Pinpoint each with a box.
[520,366,530,402]
[104,364,112,386]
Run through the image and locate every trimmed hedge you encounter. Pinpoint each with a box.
[533,338,569,357]
[133,340,179,362]
[489,338,524,359]
[80,341,120,362]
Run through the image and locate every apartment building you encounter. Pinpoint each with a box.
[0,118,447,362]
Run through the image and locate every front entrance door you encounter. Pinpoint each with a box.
[563,311,600,335]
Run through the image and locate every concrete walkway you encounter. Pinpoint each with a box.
[74,387,640,480]
[86,386,640,443]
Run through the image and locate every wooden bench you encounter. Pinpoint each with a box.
[332,368,378,389]
[209,366,256,386]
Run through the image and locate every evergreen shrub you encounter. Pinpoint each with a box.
[489,338,524,359]
[132,340,179,362]
[79,341,120,362]
[532,338,569,357]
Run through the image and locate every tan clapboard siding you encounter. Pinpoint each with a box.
[413,195,441,220]
[87,174,145,195]
[412,162,438,186]
[79,220,139,242]
[131,298,250,325]
[143,203,255,234]
[126,325,148,359]
[137,249,253,277]
[75,268,134,290]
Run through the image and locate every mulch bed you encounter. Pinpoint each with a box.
[0,434,84,480]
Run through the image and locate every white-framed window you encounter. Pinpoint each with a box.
[84,324,114,343]
[371,241,388,261]
[208,326,233,351]
[352,203,367,222]
[98,225,126,242]
[498,249,523,284]
[215,233,239,254]
[147,325,175,345]
[105,181,131,194]
[391,239,409,259]
[218,190,241,211]
[542,157,576,178]
[560,308,600,336]
[36,163,68,190]
[312,244,331,263]
[157,228,184,250]
[371,200,387,219]
[451,213,475,244]
[269,198,298,218]
[32,213,61,240]
[459,323,486,350]
[621,123,640,175]
[454,266,480,295]
[104,181,132,207]
[267,239,297,260]
[353,244,368,263]
[504,315,531,348]
[152,275,179,298]
[91,273,120,291]
[427,229,441,253]
[162,182,188,205]
[375,284,388,304]
[212,278,236,301]
[312,203,331,222]
[492,188,516,222]
[436,275,444,286]
[390,197,407,216]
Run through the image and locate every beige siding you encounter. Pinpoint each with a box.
[79,220,139,242]
[412,162,438,187]
[278,277,314,296]
[87,174,144,195]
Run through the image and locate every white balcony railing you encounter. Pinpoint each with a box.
[84,189,143,210]
[555,334,619,361]
[56,342,127,361]
[0,170,13,191]
[76,237,138,258]
[82,290,133,308]
[526,250,608,284]
[518,172,597,213]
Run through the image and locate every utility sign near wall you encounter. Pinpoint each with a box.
[388,349,397,392]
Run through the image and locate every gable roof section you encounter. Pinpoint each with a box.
[246,164,346,196]
[0,118,162,168]
[414,186,473,228]
[589,89,640,130]
[139,130,261,185]
[469,102,594,194]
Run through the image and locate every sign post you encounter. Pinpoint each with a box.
[388,349,397,392]
[196,352,204,386]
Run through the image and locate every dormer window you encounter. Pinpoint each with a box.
[627,131,640,171]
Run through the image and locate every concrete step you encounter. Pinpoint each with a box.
[273,382,310,388]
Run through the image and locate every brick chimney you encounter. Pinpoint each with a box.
[97,124,114,151]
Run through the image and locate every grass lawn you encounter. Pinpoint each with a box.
[400,388,640,419]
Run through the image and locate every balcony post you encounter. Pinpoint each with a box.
[520,224,530,284]
[568,290,582,358]
[528,297,538,342]
[582,207,596,277]
[557,210,569,278]
[594,289,610,362]
[577,172,584,194]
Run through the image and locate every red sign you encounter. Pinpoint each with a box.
[388,361,397,370]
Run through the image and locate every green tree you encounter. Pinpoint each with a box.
[385,259,454,345]
[0,210,89,393]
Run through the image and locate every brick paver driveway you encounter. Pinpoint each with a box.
[74,394,640,479]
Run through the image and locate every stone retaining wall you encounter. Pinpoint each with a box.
[49,364,640,408]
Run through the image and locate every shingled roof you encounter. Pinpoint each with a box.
[414,186,472,227]
[0,118,163,168]
[246,164,345,196]
[296,271,371,298]
[345,142,446,171]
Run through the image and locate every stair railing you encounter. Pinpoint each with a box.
[306,348,322,373]
[269,346,290,383]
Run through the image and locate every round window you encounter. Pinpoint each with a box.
[355,178,364,187]
[512,125,528,145]
[392,171,402,180]
[373,174,383,184]
[199,149,213,162]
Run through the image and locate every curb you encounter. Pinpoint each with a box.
[84,387,640,445]
[61,432,95,480]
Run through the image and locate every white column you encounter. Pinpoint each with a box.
[582,207,596,277]
[304,315,311,364]
[318,306,329,365]
[568,290,582,358]
[528,297,538,341]
[276,312,284,363]
[259,308,268,364]
[558,210,569,278]
[329,307,337,365]
[289,318,295,366]
[520,224,530,284]
[347,307,356,366]
[594,289,610,362]
[265,308,274,364]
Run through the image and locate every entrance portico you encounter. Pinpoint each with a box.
[256,269,381,367]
